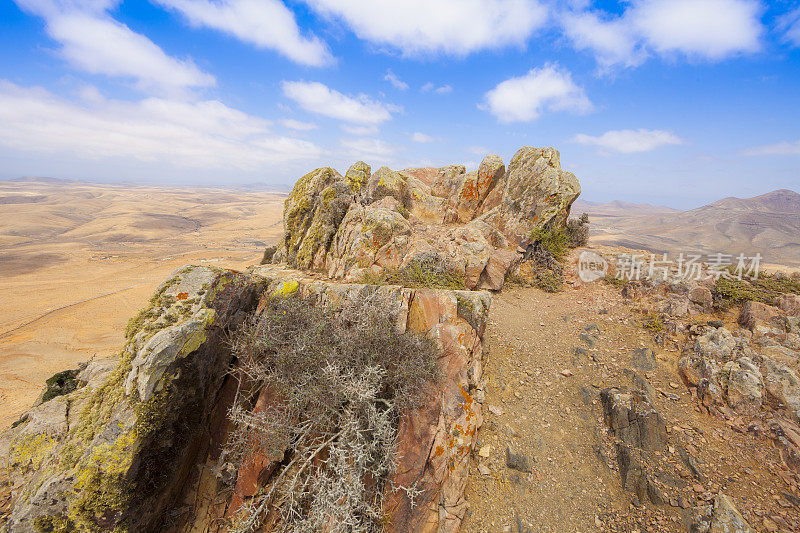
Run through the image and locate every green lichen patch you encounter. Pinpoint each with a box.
[41,369,80,403]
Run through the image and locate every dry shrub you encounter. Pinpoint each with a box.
[223,293,439,532]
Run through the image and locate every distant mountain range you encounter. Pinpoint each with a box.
[579,189,800,267]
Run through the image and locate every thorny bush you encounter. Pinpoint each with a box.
[222,293,439,532]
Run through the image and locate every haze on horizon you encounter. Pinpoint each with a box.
[1,0,799,209]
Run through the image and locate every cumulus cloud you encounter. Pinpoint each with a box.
[777,7,800,47]
[14,0,214,93]
[340,137,397,159]
[572,129,684,153]
[384,69,408,90]
[411,132,435,143]
[153,0,332,66]
[280,118,318,130]
[742,139,800,156]
[561,0,763,69]
[482,64,593,123]
[0,81,321,169]
[302,0,548,56]
[281,80,398,124]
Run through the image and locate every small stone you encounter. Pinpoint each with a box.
[478,445,491,458]
[669,382,680,389]
[506,445,532,473]
[561,369,574,377]
[478,463,492,476]
[488,405,503,416]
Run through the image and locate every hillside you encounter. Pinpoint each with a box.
[584,189,800,267]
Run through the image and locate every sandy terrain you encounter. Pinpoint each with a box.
[0,179,285,428]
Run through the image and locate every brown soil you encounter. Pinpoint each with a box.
[463,282,799,532]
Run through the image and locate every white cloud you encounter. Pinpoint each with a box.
[302,0,548,56]
[340,137,397,159]
[561,11,645,69]
[631,0,762,59]
[411,132,435,143]
[482,64,593,123]
[742,139,800,156]
[280,118,318,130]
[14,0,214,93]
[384,69,408,90]
[777,7,800,47]
[153,0,332,66]
[281,80,397,124]
[0,81,321,169]
[561,0,763,69]
[341,124,378,135]
[421,82,434,92]
[421,82,452,94]
[572,129,684,153]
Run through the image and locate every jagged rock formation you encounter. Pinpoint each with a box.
[1,264,491,532]
[273,146,581,291]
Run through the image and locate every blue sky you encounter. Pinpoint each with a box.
[1,0,799,208]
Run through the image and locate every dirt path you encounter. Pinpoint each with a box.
[462,281,799,532]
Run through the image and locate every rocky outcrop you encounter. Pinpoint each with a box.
[2,264,491,533]
[273,166,352,270]
[2,265,262,532]
[272,146,581,290]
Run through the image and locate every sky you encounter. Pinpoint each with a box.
[1,0,800,208]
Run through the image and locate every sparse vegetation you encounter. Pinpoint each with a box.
[40,368,80,403]
[566,213,590,248]
[223,293,439,533]
[362,254,466,289]
[528,225,570,261]
[640,311,665,333]
[261,245,277,264]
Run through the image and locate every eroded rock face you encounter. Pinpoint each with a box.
[2,265,262,532]
[3,265,492,533]
[273,166,351,270]
[491,146,581,244]
[271,146,581,290]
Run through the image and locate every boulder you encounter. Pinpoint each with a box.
[344,160,371,195]
[430,164,466,198]
[721,357,763,414]
[274,166,351,270]
[326,204,411,280]
[775,293,800,317]
[601,388,667,452]
[762,357,800,422]
[493,146,581,244]
[738,300,780,330]
[366,166,410,207]
[455,155,505,222]
[695,327,736,360]
[709,493,753,533]
[688,286,713,308]
[477,249,517,291]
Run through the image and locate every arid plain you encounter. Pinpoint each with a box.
[0,179,285,427]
